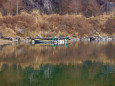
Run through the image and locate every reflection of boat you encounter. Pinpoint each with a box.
[32,37,70,45]
[32,43,69,47]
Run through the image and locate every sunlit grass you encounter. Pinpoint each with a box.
[0,11,115,38]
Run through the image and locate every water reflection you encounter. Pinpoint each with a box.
[0,41,115,67]
[0,41,115,86]
[0,62,115,86]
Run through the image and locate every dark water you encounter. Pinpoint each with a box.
[0,41,115,86]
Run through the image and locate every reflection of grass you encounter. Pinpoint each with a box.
[0,42,115,69]
[0,39,13,45]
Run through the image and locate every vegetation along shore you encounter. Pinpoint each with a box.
[0,10,115,43]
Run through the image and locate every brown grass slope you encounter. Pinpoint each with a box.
[0,11,115,37]
[103,18,115,35]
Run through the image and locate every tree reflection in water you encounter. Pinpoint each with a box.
[0,41,115,86]
[0,61,115,86]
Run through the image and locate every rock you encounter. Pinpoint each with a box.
[1,36,13,41]
[102,36,108,41]
[7,37,13,41]
[89,36,95,41]
[0,33,2,38]
[80,37,90,42]
[94,36,113,41]
[16,37,21,41]
[1,36,6,39]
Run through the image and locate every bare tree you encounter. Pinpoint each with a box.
[2,0,23,15]
[17,0,19,15]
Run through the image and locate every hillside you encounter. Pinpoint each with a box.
[0,0,114,38]
[0,0,107,17]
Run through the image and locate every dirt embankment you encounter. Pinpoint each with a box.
[0,11,115,38]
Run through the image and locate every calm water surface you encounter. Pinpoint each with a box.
[0,41,115,86]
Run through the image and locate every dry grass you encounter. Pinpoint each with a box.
[87,12,115,36]
[0,11,114,38]
[103,18,115,35]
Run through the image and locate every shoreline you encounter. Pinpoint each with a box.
[0,35,115,45]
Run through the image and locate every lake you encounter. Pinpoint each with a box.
[0,41,115,86]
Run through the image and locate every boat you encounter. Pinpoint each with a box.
[32,37,70,45]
